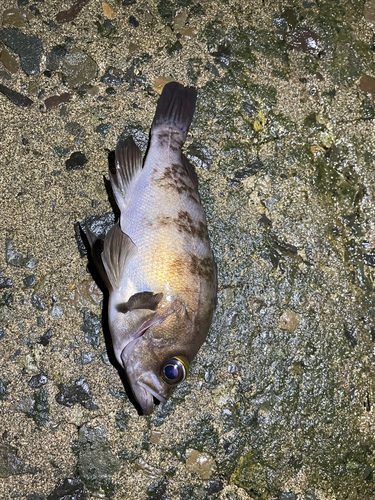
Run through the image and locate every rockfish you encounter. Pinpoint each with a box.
[86,82,217,414]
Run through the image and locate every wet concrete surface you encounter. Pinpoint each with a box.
[1,0,375,498]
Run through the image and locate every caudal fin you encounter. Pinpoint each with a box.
[151,82,197,144]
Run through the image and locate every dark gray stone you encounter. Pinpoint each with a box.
[55,377,98,410]
[65,152,88,171]
[47,478,87,500]
[31,292,45,311]
[0,277,14,289]
[81,309,101,350]
[0,28,43,75]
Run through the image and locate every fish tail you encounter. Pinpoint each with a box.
[151,82,197,144]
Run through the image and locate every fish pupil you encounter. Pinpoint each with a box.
[164,363,179,380]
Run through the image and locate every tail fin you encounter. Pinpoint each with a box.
[151,82,197,144]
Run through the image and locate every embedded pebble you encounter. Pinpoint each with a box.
[279,310,302,332]
[50,304,63,319]
[0,378,9,401]
[185,449,216,480]
[56,0,90,23]
[65,152,88,170]
[44,93,72,110]
[81,309,101,350]
[46,477,87,499]
[61,49,98,88]
[31,292,45,311]
[365,1,375,23]
[55,377,98,410]
[0,443,36,477]
[2,8,30,28]
[28,373,48,388]
[360,74,375,99]
[95,122,112,137]
[23,275,35,288]
[81,352,95,365]
[0,28,43,75]
[0,83,33,107]
[102,2,116,19]
[288,29,321,54]
[0,277,14,289]
[0,48,19,73]
[0,327,6,340]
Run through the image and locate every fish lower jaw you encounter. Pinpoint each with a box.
[138,381,167,405]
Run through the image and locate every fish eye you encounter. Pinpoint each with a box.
[161,356,189,385]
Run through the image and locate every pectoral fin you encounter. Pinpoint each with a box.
[102,223,137,290]
[116,291,163,313]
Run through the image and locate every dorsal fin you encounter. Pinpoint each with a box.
[109,135,143,212]
[181,153,199,192]
[102,223,137,290]
[116,291,163,313]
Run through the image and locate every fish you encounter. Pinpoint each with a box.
[86,82,217,414]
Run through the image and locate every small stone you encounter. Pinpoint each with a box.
[279,310,301,332]
[0,327,6,340]
[100,67,123,87]
[65,152,88,171]
[0,48,19,73]
[31,292,45,311]
[0,378,9,401]
[50,304,63,319]
[360,74,375,99]
[26,388,49,429]
[0,277,14,289]
[2,8,29,29]
[56,0,90,23]
[81,309,101,350]
[28,373,48,388]
[23,275,35,288]
[46,477,87,500]
[186,449,215,480]
[61,48,98,88]
[55,377,98,410]
[44,93,72,110]
[39,329,52,346]
[101,351,111,365]
[0,83,33,107]
[288,29,321,54]
[365,1,375,23]
[0,443,36,477]
[150,431,162,444]
[65,121,86,139]
[80,352,95,365]
[102,2,116,19]
[129,15,139,27]
[46,44,67,72]
[206,480,223,495]
[95,122,112,137]
[0,28,43,75]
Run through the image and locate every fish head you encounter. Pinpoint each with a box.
[120,306,195,414]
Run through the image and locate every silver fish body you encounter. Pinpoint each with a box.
[87,82,217,414]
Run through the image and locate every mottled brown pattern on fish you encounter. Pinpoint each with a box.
[152,164,200,203]
[155,129,182,150]
[155,211,207,240]
[188,254,215,280]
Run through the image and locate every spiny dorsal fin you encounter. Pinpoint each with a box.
[109,135,143,211]
[181,153,199,192]
[151,82,197,144]
[116,291,163,313]
[102,223,137,290]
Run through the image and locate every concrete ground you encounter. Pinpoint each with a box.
[1,0,375,499]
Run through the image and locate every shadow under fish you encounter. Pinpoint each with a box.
[84,82,217,415]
